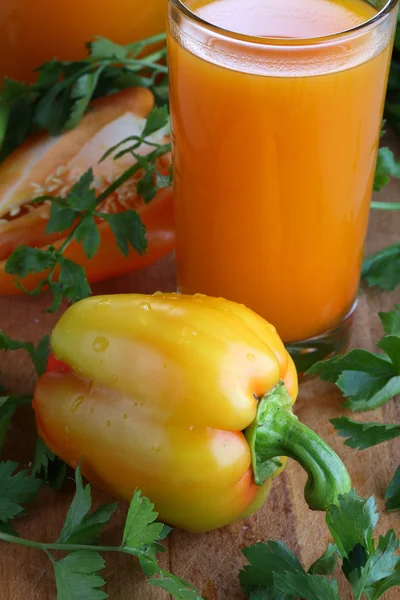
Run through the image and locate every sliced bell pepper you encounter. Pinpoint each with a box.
[0,88,174,294]
[33,293,351,533]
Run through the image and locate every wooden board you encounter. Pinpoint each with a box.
[1,155,400,598]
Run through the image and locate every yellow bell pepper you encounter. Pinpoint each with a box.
[33,293,351,533]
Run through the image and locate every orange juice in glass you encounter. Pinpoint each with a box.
[167,0,398,372]
[0,0,166,83]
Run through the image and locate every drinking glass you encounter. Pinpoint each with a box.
[167,0,399,373]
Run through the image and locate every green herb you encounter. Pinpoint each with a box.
[385,467,400,512]
[0,34,168,161]
[239,490,400,600]
[310,307,400,510]
[0,463,204,600]
[308,543,339,577]
[240,540,306,593]
[273,571,340,600]
[4,106,171,312]
[373,146,400,193]
[0,395,32,452]
[57,468,117,545]
[32,437,67,490]
[0,331,50,377]
[0,332,67,487]
[379,305,400,335]
[0,332,49,454]
[307,310,400,411]
[307,343,400,411]
[330,417,400,450]
[0,461,42,525]
[52,551,107,600]
[362,243,400,292]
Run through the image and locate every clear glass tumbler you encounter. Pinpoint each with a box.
[167,0,398,373]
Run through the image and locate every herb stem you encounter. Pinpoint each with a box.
[371,201,400,210]
[0,532,129,555]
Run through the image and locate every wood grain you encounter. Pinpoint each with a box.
[1,168,400,599]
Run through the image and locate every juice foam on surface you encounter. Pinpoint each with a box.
[187,0,377,38]
[177,0,382,76]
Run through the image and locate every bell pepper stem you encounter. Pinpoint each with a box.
[245,381,351,510]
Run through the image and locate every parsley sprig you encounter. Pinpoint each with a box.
[239,490,400,600]
[308,307,400,412]
[0,331,49,449]
[0,34,168,161]
[310,307,400,511]
[4,106,171,312]
[0,331,67,487]
[0,463,204,599]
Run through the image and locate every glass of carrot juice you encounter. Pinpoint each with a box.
[167,0,399,373]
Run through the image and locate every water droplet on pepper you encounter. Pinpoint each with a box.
[71,396,84,413]
[93,336,109,353]
[138,302,152,311]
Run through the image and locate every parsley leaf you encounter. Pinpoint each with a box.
[74,215,100,259]
[308,310,400,411]
[46,198,77,234]
[248,589,289,600]
[330,417,400,450]
[349,531,399,600]
[308,543,339,576]
[273,571,340,600]
[5,246,56,281]
[379,305,400,335]
[32,437,67,490]
[385,466,400,512]
[102,211,147,257]
[142,105,170,137]
[89,37,129,61]
[0,332,50,377]
[149,572,205,599]
[239,541,305,593]
[374,147,400,191]
[58,258,91,304]
[362,243,400,292]
[0,461,42,523]
[58,467,116,545]
[0,395,32,452]
[326,491,378,559]
[65,169,97,211]
[368,564,400,599]
[65,70,104,131]
[52,551,107,600]
[121,489,164,553]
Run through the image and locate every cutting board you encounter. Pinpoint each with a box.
[1,150,400,599]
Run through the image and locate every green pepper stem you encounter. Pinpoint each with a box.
[245,381,351,511]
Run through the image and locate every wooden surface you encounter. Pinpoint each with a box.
[1,154,400,599]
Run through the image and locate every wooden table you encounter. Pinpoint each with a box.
[1,143,400,599]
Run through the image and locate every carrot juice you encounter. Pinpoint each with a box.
[168,0,398,362]
[0,0,166,83]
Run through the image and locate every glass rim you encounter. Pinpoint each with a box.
[169,0,399,46]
